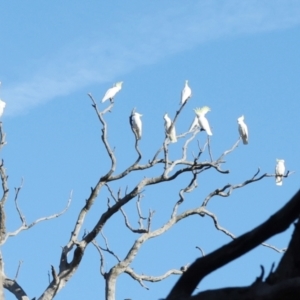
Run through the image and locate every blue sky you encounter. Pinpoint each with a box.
[0,1,299,299]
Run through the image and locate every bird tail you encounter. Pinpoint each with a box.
[275,176,283,186]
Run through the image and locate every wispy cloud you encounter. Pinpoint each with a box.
[3,0,300,115]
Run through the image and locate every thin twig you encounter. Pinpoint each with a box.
[14,260,23,280]
[196,246,205,257]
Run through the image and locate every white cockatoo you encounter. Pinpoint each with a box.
[0,100,6,118]
[101,81,123,103]
[237,115,248,145]
[194,106,212,136]
[188,116,200,132]
[275,159,285,186]
[180,80,192,105]
[164,113,177,143]
[129,109,143,140]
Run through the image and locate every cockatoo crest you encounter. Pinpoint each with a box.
[194,106,211,116]
[193,106,212,136]
[101,81,123,103]
[115,81,123,88]
[237,115,244,122]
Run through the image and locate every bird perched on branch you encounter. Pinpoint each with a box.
[194,106,212,136]
[164,113,177,143]
[188,116,200,132]
[180,80,192,105]
[275,159,285,186]
[101,81,123,103]
[0,100,6,118]
[237,115,249,145]
[129,109,143,140]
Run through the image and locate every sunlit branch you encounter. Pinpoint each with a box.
[136,194,147,229]
[202,169,272,207]
[217,138,241,162]
[3,193,71,245]
[92,239,106,277]
[88,93,116,179]
[134,138,142,163]
[14,179,25,224]
[100,231,121,262]
[203,209,236,239]
[0,158,8,244]
[170,100,188,132]
[0,122,7,151]
[124,266,185,290]
[165,129,199,177]
[207,136,213,162]
[149,145,164,165]
[261,243,286,253]
[204,209,287,253]
[0,159,9,205]
[191,137,207,162]
[120,204,148,234]
[3,278,29,300]
[163,138,170,178]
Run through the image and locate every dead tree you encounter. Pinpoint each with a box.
[0,93,293,300]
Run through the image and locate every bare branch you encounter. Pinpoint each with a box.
[136,194,147,227]
[165,129,199,177]
[88,93,116,179]
[196,247,205,257]
[125,266,185,288]
[147,210,155,232]
[4,278,30,300]
[204,209,285,253]
[14,260,23,281]
[0,159,9,205]
[167,189,300,299]
[216,138,241,162]
[202,169,273,207]
[261,243,286,253]
[133,138,142,163]
[100,231,121,262]
[92,239,106,277]
[14,179,26,224]
[207,136,213,162]
[51,265,59,284]
[3,193,71,245]
[107,184,148,234]
[0,159,8,244]
[0,122,7,151]
[203,209,236,239]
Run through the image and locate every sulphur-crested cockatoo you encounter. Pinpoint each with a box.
[129,109,143,140]
[0,100,6,118]
[275,159,285,186]
[164,113,177,143]
[237,115,248,145]
[180,80,192,105]
[188,116,200,132]
[194,106,212,136]
[101,81,123,103]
